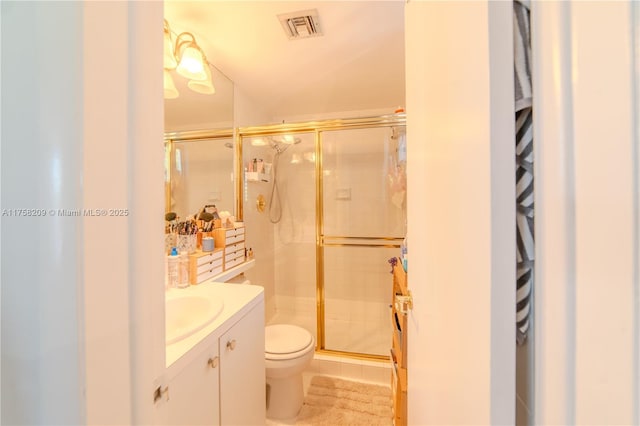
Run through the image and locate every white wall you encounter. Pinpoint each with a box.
[405,1,515,424]
[83,3,132,423]
[85,3,165,423]
[533,2,638,424]
[1,1,164,424]
[234,86,273,128]
[1,3,84,423]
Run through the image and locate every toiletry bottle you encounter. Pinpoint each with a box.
[167,247,179,289]
[401,236,408,271]
[177,251,190,288]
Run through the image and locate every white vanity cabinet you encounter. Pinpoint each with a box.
[167,341,220,425]
[220,302,265,425]
[164,284,265,426]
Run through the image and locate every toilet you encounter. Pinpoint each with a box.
[264,324,315,419]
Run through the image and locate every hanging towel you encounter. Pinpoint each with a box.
[514,0,533,345]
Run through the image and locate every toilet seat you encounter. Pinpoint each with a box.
[265,324,314,361]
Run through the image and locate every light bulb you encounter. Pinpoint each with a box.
[188,63,216,94]
[176,44,206,81]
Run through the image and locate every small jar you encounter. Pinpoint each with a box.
[202,237,214,252]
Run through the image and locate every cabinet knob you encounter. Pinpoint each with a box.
[227,339,237,351]
[208,356,219,369]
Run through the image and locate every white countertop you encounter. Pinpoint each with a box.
[165,281,264,370]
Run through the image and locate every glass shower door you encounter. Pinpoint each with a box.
[320,126,406,357]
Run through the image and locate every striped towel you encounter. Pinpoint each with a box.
[514,0,533,345]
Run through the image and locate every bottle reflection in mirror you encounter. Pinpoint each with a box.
[177,252,190,288]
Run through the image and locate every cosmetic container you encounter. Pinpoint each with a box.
[202,236,214,252]
[177,251,190,288]
[167,247,179,289]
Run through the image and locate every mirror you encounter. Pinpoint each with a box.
[166,136,235,220]
[164,52,236,220]
[164,63,234,132]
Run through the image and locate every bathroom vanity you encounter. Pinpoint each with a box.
[164,282,265,425]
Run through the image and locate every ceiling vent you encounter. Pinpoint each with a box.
[278,9,322,40]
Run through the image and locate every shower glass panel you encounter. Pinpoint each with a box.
[321,126,406,356]
[243,133,318,342]
[323,245,399,355]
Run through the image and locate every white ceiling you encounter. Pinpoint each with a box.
[164,1,406,123]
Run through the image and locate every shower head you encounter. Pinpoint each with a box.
[268,136,301,154]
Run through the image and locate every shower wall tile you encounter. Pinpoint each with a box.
[294,296,316,314]
[361,364,391,386]
[309,358,341,377]
[268,306,316,339]
[274,295,315,315]
[324,319,350,350]
[350,300,368,322]
[305,355,390,387]
[242,151,276,320]
[273,295,290,313]
[275,241,316,299]
[348,318,385,354]
[339,360,363,381]
[325,298,351,321]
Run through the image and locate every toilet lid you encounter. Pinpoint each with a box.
[265,324,313,355]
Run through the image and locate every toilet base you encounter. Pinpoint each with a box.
[266,373,304,419]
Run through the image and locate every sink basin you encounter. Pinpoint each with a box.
[166,294,224,344]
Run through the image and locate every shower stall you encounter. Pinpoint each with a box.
[240,115,406,358]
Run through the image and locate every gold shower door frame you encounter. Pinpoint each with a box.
[238,114,406,361]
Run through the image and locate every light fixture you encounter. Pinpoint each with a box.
[251,138,268,147]
[282,135,297,144]
[163,21,178,69]
[175,34,207,81]
[163,69,178,99]
[163,19,216,99]
[188,62,216,94]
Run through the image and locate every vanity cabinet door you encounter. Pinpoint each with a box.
[219,303,265,425]
[167,342,220,425]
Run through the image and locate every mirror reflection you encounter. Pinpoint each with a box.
[163,16,236,222]
[166,137,235,221]
[163,16,234,132]
[164,63,234,132]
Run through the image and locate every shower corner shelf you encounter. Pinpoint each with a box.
[245,172,270,183]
